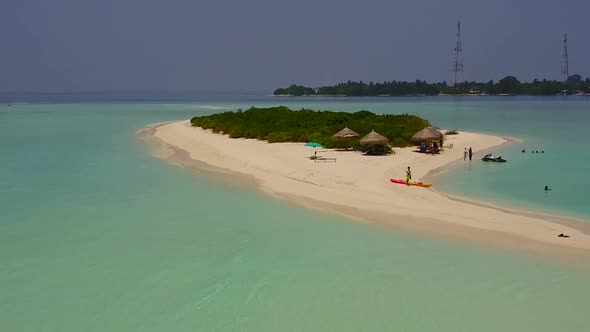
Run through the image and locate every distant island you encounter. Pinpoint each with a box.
[190,106,429,148]
[274,75,590,96]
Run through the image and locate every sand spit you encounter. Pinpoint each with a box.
[140,120,590,259]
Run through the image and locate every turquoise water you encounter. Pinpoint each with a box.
[1,99,590,331]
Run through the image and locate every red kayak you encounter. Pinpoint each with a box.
[390,178,432,187]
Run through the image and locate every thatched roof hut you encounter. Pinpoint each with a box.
[332,127,360,139]
[360,130,389,145]
[411,127,443,143]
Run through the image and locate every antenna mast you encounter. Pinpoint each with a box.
[561,33,569,81]
[453,21,464,86]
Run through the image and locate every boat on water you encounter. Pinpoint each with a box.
[482,153,507,163]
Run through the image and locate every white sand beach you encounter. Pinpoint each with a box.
[143,120,590,257]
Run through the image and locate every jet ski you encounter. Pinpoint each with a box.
[482,153,507,162]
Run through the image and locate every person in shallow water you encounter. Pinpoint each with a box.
[406,166,412,185]
[544,185,551,191]
[468,147,473,160]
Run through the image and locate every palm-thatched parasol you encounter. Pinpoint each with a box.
[332,127,360,139]
[410,126,443,143]
[360,130,389,145]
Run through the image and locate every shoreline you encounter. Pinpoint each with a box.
[422,138,590,226]
[273,94,590,98]
[139,120,590,261]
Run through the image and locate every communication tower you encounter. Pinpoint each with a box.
[453,21,464,86]
[561,33,569,81]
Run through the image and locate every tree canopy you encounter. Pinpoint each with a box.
[190,106,430,148]
[273,75,590,96]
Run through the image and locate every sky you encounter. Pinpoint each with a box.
[1,0,588,92]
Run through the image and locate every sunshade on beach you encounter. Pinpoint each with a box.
[304,142,322,147]
[332,127,360,139]
[360,130,389,145]
[411,126,443,143]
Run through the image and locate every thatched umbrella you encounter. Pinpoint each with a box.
[360,130,389,145]
[411,127,443,143]
[332,127,360,140]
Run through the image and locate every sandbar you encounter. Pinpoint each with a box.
[140,120,590,260]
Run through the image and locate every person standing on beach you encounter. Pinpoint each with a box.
[463,148,468,160]
[468,147,473,160]
[406,166,412,185]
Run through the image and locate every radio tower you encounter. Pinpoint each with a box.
[453,21,464,86]
[561,33,569,82]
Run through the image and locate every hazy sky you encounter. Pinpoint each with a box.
[1,0,588,92]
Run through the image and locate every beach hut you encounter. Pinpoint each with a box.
[360,130,389,145]
[410,126,443,144]
[332,127,360,140]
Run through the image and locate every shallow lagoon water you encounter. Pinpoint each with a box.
[1,98,590,331]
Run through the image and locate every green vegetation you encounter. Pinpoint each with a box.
[445,129,459,135]
[274,75,590,96]
[190,106,430,148]
[273,84,316,96]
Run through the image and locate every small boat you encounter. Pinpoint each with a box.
[390,178,432,187]
[482,154,507,163]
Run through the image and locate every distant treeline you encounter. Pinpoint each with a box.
[274,75,590,96]
[190,106,429,148]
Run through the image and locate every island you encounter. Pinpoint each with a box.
[274,75,590,96]
[140,107,590,258]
